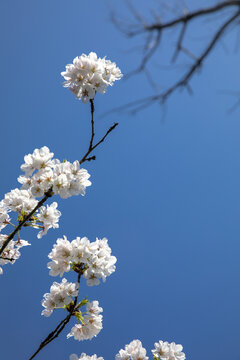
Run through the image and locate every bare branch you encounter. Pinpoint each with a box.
[110,1,240,113]
[171,21,187,63]
[146,1,240,32]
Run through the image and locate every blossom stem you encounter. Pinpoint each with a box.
[89,99,95,150]
[79,100,119,164]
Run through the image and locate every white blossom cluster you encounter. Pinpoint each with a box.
[61,52,122,103]
[18,146,91,199]
[2,191,60,240]
[70,354,103,360]
[0,235,30,274]
[69,340,186,360]
[0,193,61,273]
[0,146,92,274]
[41,281,103,340]
[41,278,79,317]
[67,301,103,341]
[152,341,186,360]
[47,236,117,286]
[116,340,149,360]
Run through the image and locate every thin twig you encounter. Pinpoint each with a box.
[0,256,15,262]
[89,99,95,150]
[171,21,187,63]
[79,100,118,164]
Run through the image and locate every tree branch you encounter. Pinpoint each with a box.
[147,1,240,32]
[110,5,240,114]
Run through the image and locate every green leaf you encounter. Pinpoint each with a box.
[77,297,88,308]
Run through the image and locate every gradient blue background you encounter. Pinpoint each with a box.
[0,0,240,359]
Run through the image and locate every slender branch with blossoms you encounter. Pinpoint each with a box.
[1,51,187,360]
[29,235,116,359]
[0,52,122,273]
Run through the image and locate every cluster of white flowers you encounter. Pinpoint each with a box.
[0,146,92,274]
[19,146,91,199]
[3,189,38,213]
[67,301,103,341]
[152,341,186,360]
[70,354,103,360]
[41,278,79,317]
[42,235,111,341]
[116,340,149,360]
[61,52,122,103]
[0,234,30,274]
[69,340,186,360]
[47,236,117,286]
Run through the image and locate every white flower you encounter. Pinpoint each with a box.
[52,236,73,260]
[47,236,117,284]
[152,341,186,360]
[83,237,117,286]
[86,300,103,316]
[52,161,91,199]
[61,52,122,103]
[116,340,148,360]
[0,235,20,265]
[67,300,103,341]
[70,354,104,360]
[21,146,54,176]
[37,202,61,239]
[18,148,91,200]
[3,188,38,213]
[15,239,31,248]
[71,236,93,264]
[66,316,102,341]
[0,234,30,274]
[67,324,86,341]
[41,278,78,317]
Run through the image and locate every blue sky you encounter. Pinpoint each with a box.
[0,0,240,359]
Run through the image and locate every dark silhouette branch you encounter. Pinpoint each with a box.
[146,1,240,32]
[109,2,240,113]
[112,1,240,36]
